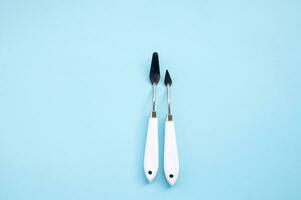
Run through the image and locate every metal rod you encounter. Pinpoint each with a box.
[152,83,156,112]
[167,85,171,115]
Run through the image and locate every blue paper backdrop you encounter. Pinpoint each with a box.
[0,0,300,199]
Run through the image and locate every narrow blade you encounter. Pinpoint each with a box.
[164,70,172,86]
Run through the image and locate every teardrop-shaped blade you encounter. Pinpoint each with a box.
[149,52,160,84]
[164,70,172,86]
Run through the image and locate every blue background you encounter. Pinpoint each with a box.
[0,0,300,199]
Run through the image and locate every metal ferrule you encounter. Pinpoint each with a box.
[151,111,157,118]
[167,114,173,121]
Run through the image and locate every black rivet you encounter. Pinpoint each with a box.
[169,174,174,178]
[148,171,152,175]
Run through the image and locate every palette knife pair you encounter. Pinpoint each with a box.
[143,52,179,186]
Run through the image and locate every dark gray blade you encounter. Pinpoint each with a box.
[164,70,172,86]
[149,52,160,84]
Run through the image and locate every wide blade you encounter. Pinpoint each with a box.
[149,52,160,84]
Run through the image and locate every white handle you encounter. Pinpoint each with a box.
[164,120,179,186]
[144,116,159,182]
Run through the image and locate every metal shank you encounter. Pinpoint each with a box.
[167,84,173,121]
[152,83,156,112]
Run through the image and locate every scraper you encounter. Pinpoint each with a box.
[164,70,179,186]
[144,52,160,182]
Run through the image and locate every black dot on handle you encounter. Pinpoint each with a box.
[148,171,152,175]
[169,174,174,178]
